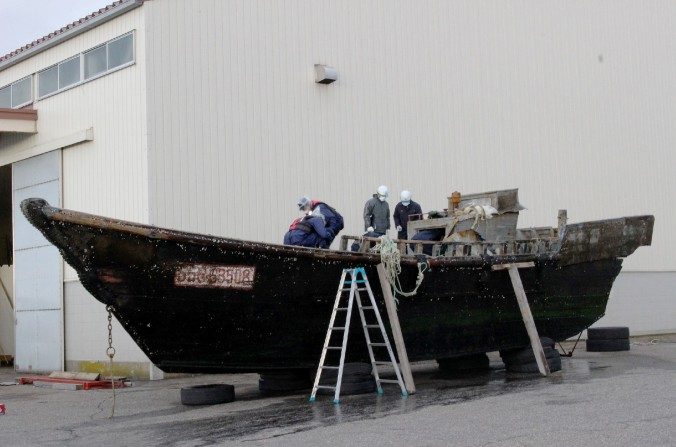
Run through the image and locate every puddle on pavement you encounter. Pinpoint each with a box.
[147,357,600,444]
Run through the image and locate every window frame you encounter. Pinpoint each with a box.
[35,30,135,101]
[0,85,10,108]
[0,76,34,109]
[106,32,134,71]
[83,43,108,81]
[57,54,81,90]
[37,63,59,99]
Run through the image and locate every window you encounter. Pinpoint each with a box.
[84,45,107,79]
[9,32,134,103]
[38,66,58,97]
[10,77,32,107]
[0,86,9,108]
[58,56,80,89]
[107,33,133,69]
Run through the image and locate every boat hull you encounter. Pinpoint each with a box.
[21,199,650,373]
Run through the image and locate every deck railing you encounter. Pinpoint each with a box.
[339,235,558,258]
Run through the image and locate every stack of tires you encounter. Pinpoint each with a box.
[500,337,562,373]
[259,369,312,395]
[586,327,630,352]
[436,353,490,374]
[317,362,376,395]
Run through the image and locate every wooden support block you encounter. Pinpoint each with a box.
[49,371,100,381]
[33,381,83,391]
[505,264,549,376]
[376,264,416,394]
[491,261,535,271]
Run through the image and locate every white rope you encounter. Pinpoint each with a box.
[371,235,428,301]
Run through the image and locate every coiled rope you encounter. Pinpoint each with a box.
[371,235,428,301]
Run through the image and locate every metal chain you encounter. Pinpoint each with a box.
[106,305,116,418]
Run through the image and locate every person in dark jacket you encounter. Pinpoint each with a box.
[297,196,344,248]
[393,190,423,240]
[363,185,390,236]
[352,185,390,251]
[283,211,330,248]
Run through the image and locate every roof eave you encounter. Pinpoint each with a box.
[0,0,144,73]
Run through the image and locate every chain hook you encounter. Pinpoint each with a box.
[105,305,116,418]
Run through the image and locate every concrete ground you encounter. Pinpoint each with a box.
[0,335,674,447]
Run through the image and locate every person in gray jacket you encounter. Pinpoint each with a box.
[363,185,391,236]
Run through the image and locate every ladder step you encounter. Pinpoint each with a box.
[364,324,381,329]
[324,346,342,350]
[378,379,401,384]
[344,280,366,284]
[331,327,346,330]
[334,307,348,311]
[315,385,336,389]
[368,343,388,347]
[321,366,339,369]
[361,306,374,310]
[373,361,393,365]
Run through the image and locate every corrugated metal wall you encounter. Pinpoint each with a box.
[0,7,149,279]
[0,7,150,365]
[145,0,674,271]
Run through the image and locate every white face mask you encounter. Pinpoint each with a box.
[402,201,410,206]
[378,195,386,202]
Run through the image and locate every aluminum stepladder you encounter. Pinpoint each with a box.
[309,267,408,404]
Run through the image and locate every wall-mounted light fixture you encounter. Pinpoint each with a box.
[314,64,338,84]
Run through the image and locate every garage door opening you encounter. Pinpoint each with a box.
[0,163,14,364]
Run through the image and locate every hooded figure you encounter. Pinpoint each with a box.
[305,198,344,248]
[284,197,343,248]
[363,185,390,236]
[283,210,330,248]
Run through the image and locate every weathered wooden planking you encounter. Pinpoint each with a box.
[559,216,654,266]
[49,371,100,381]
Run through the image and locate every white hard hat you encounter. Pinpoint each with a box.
[377,185,389,197]
[400,190,411,201]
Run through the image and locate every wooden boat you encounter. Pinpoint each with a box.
[20,190,653,373]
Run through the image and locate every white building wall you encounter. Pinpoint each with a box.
[143,0,674,335]
[144,0,674,274]
[0,7,151,369]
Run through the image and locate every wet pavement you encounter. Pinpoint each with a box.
[0,336,674,446]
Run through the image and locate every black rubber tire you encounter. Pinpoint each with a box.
[587,327,630,340]
[506,356,562,374]
[259,369,311,382]
[320,362,373,378]
[540,337,555,348]
[320,373,375,385]
[259,378,310,393]
[586,338,630,352]
[317,378,377,396]
[180,384,235,406]
[501,345,559,365]
[259,369,312,393]
[437,353,490,372]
